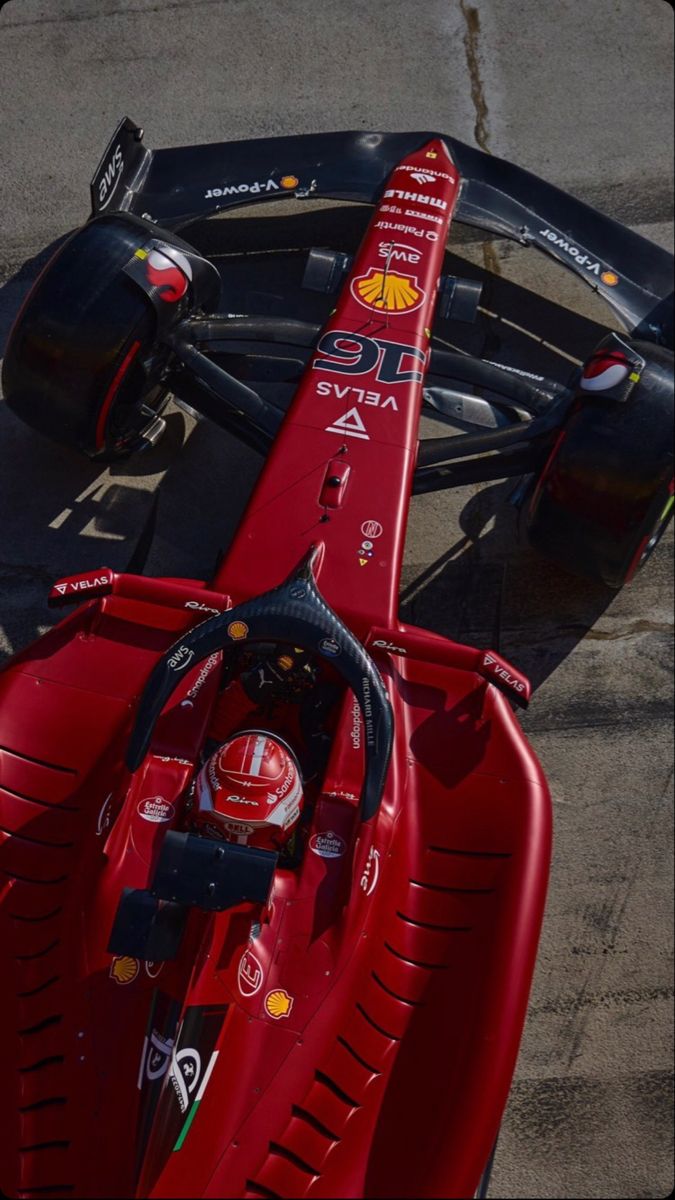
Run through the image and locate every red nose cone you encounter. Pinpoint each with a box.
[193,732,303,849]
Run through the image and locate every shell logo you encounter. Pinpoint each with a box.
[227,620,249,641]
[264,988,294,1019]
[351,268,424,314]
[280,174,299,190]
[601,270,619,287]
[110,955,140,985]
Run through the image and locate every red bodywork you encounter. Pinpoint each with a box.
[0,141,551,1199]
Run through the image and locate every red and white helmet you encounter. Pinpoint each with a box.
[193,731,303,850]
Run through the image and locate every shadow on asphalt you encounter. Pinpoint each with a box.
[399,480,615,693]
[0,205,617,686]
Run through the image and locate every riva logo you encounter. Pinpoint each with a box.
[373,639,407,655]
[98,144,124,209]
[185,599,222,615]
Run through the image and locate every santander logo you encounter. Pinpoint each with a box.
[580,350,630,392]
[146,246,193,302]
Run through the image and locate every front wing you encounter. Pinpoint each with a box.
[91,118,674,347]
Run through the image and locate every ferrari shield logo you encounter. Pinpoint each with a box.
[351,267,424,314]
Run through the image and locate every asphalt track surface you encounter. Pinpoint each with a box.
[0,1,673,1197]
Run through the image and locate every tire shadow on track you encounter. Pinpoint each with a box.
[399,481,616,694]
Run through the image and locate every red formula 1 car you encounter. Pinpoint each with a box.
[0,123,672,1200]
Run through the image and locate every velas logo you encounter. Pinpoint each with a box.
[351,268,424,314]
[145,246,193,302]
[324,407,369,441]
[53,574,111,597]
[580,350,631,392]
[482,651,526,693]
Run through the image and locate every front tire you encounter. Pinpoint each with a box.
[2,214,218,460]
[526,339,674,588]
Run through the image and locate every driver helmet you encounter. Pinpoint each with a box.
[193,730,304,850]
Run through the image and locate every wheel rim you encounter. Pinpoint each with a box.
[640,487,675,567]
[626,479,675,582]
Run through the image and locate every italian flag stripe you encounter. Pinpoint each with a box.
[173,1051,219,1152]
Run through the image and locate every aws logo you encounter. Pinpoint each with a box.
[97,144,124,210]
[351,267,424,314]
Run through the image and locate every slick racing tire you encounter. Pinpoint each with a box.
[2,214,218,460]
[526,340,674,588]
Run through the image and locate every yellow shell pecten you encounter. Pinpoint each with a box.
[110,955,139,985]
[265,988,293,1019]
[354,270,421,312]
[227,620,249,641]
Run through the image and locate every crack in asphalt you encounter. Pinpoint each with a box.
[459,0,502,278]
[460,0,491,154]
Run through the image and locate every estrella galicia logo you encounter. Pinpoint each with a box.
[319,637,341,657]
